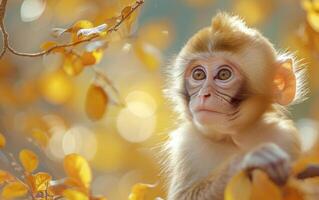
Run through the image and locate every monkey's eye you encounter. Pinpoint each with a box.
[216,67,232,81]
[192,68,206,80]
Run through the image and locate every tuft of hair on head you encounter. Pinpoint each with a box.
[211,12,256,36]
[211,12,248,32]
[207,12,262,56]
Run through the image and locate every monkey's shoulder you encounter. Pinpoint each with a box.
[248,116,301,159]
[258,115,299,140]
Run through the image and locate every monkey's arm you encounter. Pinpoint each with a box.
[167,130,301,200]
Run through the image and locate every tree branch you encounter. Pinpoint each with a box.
[0,0,144,59]
[0,0,8,58]
[296,164,319,179]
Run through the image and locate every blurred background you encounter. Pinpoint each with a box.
[0,0,319,199]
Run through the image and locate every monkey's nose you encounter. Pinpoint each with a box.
[199,92,211,99]
[199,92,211,104]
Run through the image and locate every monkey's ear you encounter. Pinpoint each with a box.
[273,59,296,105]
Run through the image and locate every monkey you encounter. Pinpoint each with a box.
[162,12,307,200]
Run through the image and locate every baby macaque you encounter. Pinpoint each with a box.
[163,12,306,200]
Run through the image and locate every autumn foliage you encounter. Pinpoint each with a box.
[0,132,157,199]
[1,0,319,200]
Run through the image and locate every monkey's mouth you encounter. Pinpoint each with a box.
[195,107,225,114]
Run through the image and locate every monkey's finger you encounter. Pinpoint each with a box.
[264,159,290,186]
[257,148,278,163]
[243,157,267,180]
[261,150,289,181]
[264,144,290,161]
[242,154,268,170]
[266,150,291,184]
[271,165,288,186]
[263,165,282,185]
[245,150,285,186]
[275,161,291,185]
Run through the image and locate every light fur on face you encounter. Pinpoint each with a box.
[163,12,307,122]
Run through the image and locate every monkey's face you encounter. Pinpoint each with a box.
[185,56,246,134]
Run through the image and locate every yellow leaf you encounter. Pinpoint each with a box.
[62,189,89,200]
[128,183,156,200]
[0,133,6,148]
[282,179,305,200]
[0,170,13,185]
[29,172,52,192]
[68,20,94,33]
[307,10,319,32]
[121,6,132,18]
[85,84,108,121]
[250,170,282,200]
[81,52,96,66]
[224,171,252,200]
[19,149,39,173]
[301,0,312,11]
[81,50,103,66]
[134,41,161,70]
[63,154,92,188]
[92,50,103,63]
[69,20,94,42]
[63,54,84,76]
[1,181,28,199]
[119,0,140,35]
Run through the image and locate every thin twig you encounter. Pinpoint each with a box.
[0,0,144,59]
[296,164,319,179]
[0,0,143,112]
[0,0,8,58]
[108,0,143,32]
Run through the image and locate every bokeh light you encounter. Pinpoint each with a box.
[62,125,97,160]
[297,118,319,152]
[20,0,46,22]
[116,107,156,143]
[126,90,157,118]
[116,90,157,143]
[1,0,319,199]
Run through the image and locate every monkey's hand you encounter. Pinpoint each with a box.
[240,143,291,186]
